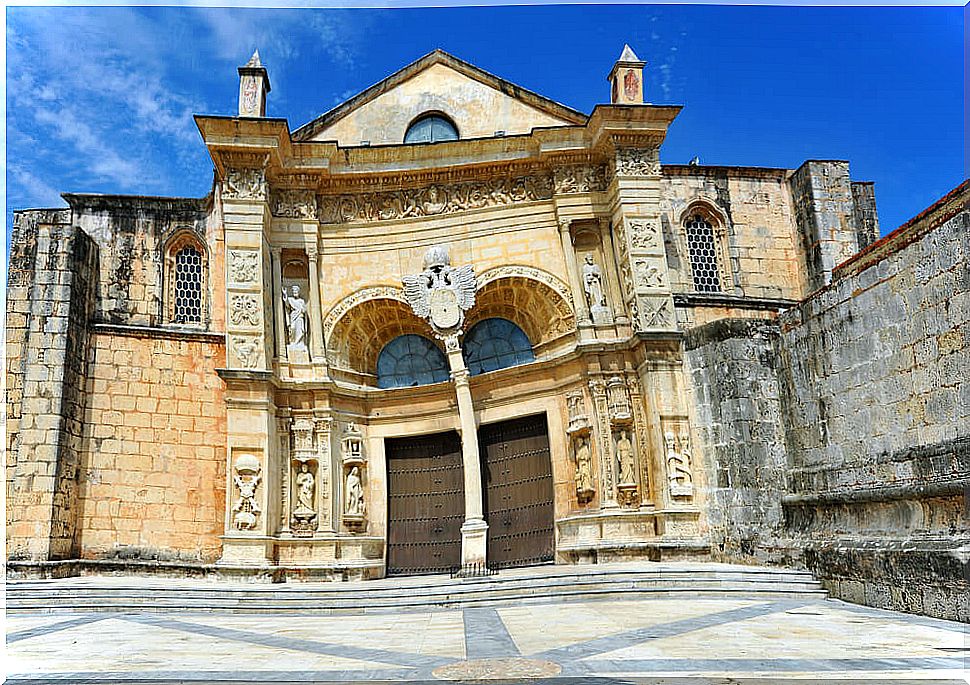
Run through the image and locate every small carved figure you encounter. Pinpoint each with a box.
[345,466,365,516]
[582,254,606,309]
[665,430,693,489]
[295,463,315,513]
[232,454,261,531]
[574,437,594,497]
[616,430,636,485]
[283,284,309,351]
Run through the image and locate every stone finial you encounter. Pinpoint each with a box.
[608,44,647,105]
[238,49,271,117]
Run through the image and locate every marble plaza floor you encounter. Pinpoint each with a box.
[5,593,968,684]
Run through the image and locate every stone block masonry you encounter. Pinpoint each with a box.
[7,213,99,561]
[688,180,970,622]
[75,329,227,563]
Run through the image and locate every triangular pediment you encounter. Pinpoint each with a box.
[293,50,587,146]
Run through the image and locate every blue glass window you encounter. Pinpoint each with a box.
[377,335,450,389]
[462,318,534,376]
[404,114,459,144]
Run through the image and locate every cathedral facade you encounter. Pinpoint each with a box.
[8,48,966,618]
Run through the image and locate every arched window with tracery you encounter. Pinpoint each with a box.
[377,334,450,389]
[164,232,208,326]
[684,213,724,293]
[462,318,535,376]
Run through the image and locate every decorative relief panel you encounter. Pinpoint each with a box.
[662,418,694,499]
[271,189,317,219]
[229,336,262,369]
[223,167,266,201]
[552,164,607,194]
[627,375,652,503]
[628,218,662,251]
[231,452,262,531]
[633,258,668,290]
[589,378,616,506]
[631,295,674,332]
[317,174,554,224]
[615,147,661,177]
[228,250,259,285]
[229,294,262,327]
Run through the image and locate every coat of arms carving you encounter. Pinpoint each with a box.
[402,245,476,337]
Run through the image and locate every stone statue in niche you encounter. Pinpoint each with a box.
[283,284,310,360]
[295,463,315,513]
[231,453,261,531]
[582,254,612,325]
[666,430,694,497]
[616,430,636,485]
[345,466,365,516]
[574,437,595,504]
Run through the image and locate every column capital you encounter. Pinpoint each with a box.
[306,246,319,261]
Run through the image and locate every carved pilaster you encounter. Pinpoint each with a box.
[314,416,333,532]
[589,378,617,508]
[627,375,653,505]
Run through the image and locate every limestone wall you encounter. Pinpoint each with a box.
[687,180,969,621]
[684,320,790,564]
[64,194,216,327]
[75,331,227,562]
[661,166,807,303]
[7,214,99,560]
[776,181,969,620]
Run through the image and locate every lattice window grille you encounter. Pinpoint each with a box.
[172,246,204,324]
[685,215,722,292]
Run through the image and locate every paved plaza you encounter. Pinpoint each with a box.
[6,591,967,683]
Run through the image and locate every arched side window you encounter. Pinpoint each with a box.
[463,318,535,376]
[404,113,459,144]
[684,214,723,293]
[164,232,208,326]
[377,335,450,389]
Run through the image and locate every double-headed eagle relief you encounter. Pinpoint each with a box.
[403,245,476,338]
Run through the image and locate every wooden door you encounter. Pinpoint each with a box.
[385,431,465,575]
[479,414,555,569]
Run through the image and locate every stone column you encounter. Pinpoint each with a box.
[306,247,326,365]
[271,247,287,364]
[445,340,488,567]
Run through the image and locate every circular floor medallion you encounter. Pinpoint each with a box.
[433,657,562,681]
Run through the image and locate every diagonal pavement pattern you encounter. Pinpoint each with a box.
[6,596,968,683]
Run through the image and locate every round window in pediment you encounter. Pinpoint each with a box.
[404,113,459,144]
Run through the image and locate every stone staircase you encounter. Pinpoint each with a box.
[6,562,827,614]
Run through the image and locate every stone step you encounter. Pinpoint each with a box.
[8,565,827,613]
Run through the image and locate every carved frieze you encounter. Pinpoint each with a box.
[228,250,259,285]
[271,189,317,219]
[224,167,266,201]
[318,174,554,224]
[553,164,607,194]
[229,294,262,327]
[615,147,661,177]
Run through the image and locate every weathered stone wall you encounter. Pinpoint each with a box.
[6,213,99,560]
[776,181,969,621]
[64,194,212,327]
[75,331,227,562]
[684,319,791,564]
[661,166,807,304]
[688,181,969,622]
[851,181,879,250]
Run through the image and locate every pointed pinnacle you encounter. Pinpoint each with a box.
[618,44,640,62]
[246,49,262,67]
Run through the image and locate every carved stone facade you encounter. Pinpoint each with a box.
[9,47,960,623]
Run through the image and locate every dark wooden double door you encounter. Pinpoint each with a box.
[386,414,554,575]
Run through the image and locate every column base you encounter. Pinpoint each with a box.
[460,517,489,566]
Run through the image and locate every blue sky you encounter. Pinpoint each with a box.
[5,4,964,235]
